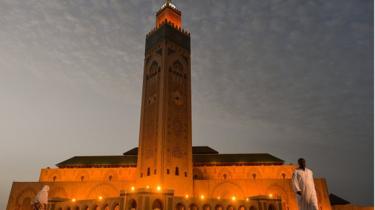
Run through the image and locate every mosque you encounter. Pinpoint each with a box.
[5,1,369,210]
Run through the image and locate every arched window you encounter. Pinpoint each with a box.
[171,60,185,82]
[147,62,159,80]
[184,172,188,177]
[147,168,151,176]
[281,173,286,179]
[53,176,57,182]
[167,169,170,174]
[80,176,85,182]
[175,167,179,176]
[108,175,112,181]
[223,174,227,180]
[152,199,163,210]
[252,173,256,180]
[113,204,120,210]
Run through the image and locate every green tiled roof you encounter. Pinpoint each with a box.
[123,146,219,156]
[193,153,283,166]
[56,155,137,168]
[57,146,283,168]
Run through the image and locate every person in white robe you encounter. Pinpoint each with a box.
[32,185,49,210]
[292,158,319,210]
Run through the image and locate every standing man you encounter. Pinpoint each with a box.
[292,158,319,210]
[32,185,49,210]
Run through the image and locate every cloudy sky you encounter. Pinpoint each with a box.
[0,0,373,208]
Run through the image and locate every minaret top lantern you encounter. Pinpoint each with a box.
[156,0,182,28]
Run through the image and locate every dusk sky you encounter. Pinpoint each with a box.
[0,0,373,209]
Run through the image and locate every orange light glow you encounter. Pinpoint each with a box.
[146,185,150,189]
[217,196,221,200]
[200,195,205,200]
[131,186,135,191]
[185,194,189,199]
[268,193,273,198]
[156,185,162,192]
[231,196,236,201]
[71,198,76,202]
[246,198,249,202]
[98,196,103,201]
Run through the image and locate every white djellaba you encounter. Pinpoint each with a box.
[292,168,319,210]
[32,185,49,210]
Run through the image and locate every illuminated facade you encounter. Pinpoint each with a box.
[7,1,341,210]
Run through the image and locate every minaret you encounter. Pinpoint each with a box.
[136,0,192,196]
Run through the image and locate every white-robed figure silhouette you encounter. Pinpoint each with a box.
[292,158,319,210]
[32,185,49,210]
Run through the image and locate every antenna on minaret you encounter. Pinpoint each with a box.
[165,0,172,4]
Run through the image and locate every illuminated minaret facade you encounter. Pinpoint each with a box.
[136,0,193,196]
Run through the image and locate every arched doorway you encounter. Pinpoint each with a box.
[249,206,257,210]
[128,199,137,210]
[227,206,234,210]
[238,206,246,210]
[203,204,211,210]
[103,205,110,210]
[268,205,275,210]
[113,204,120,210]
[189,204,199,210]
[215,205,223,210]
[152,199,163,210]
[175,203,185,210]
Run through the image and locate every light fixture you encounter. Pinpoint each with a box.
[98,196,103,201]
[217,196,221,200]
[200,195,205,200]
[268,193,273,198]
[146,185,150,189]
[185,194,189,199]
[131,186,135,191]
[231,196,236,201]
[246,198,249,202]
[71,198,76,202]
[156,185,162,192]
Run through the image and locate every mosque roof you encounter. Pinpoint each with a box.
[123,146,219,156]
[329,193,351,205]
[56,146,284,168]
